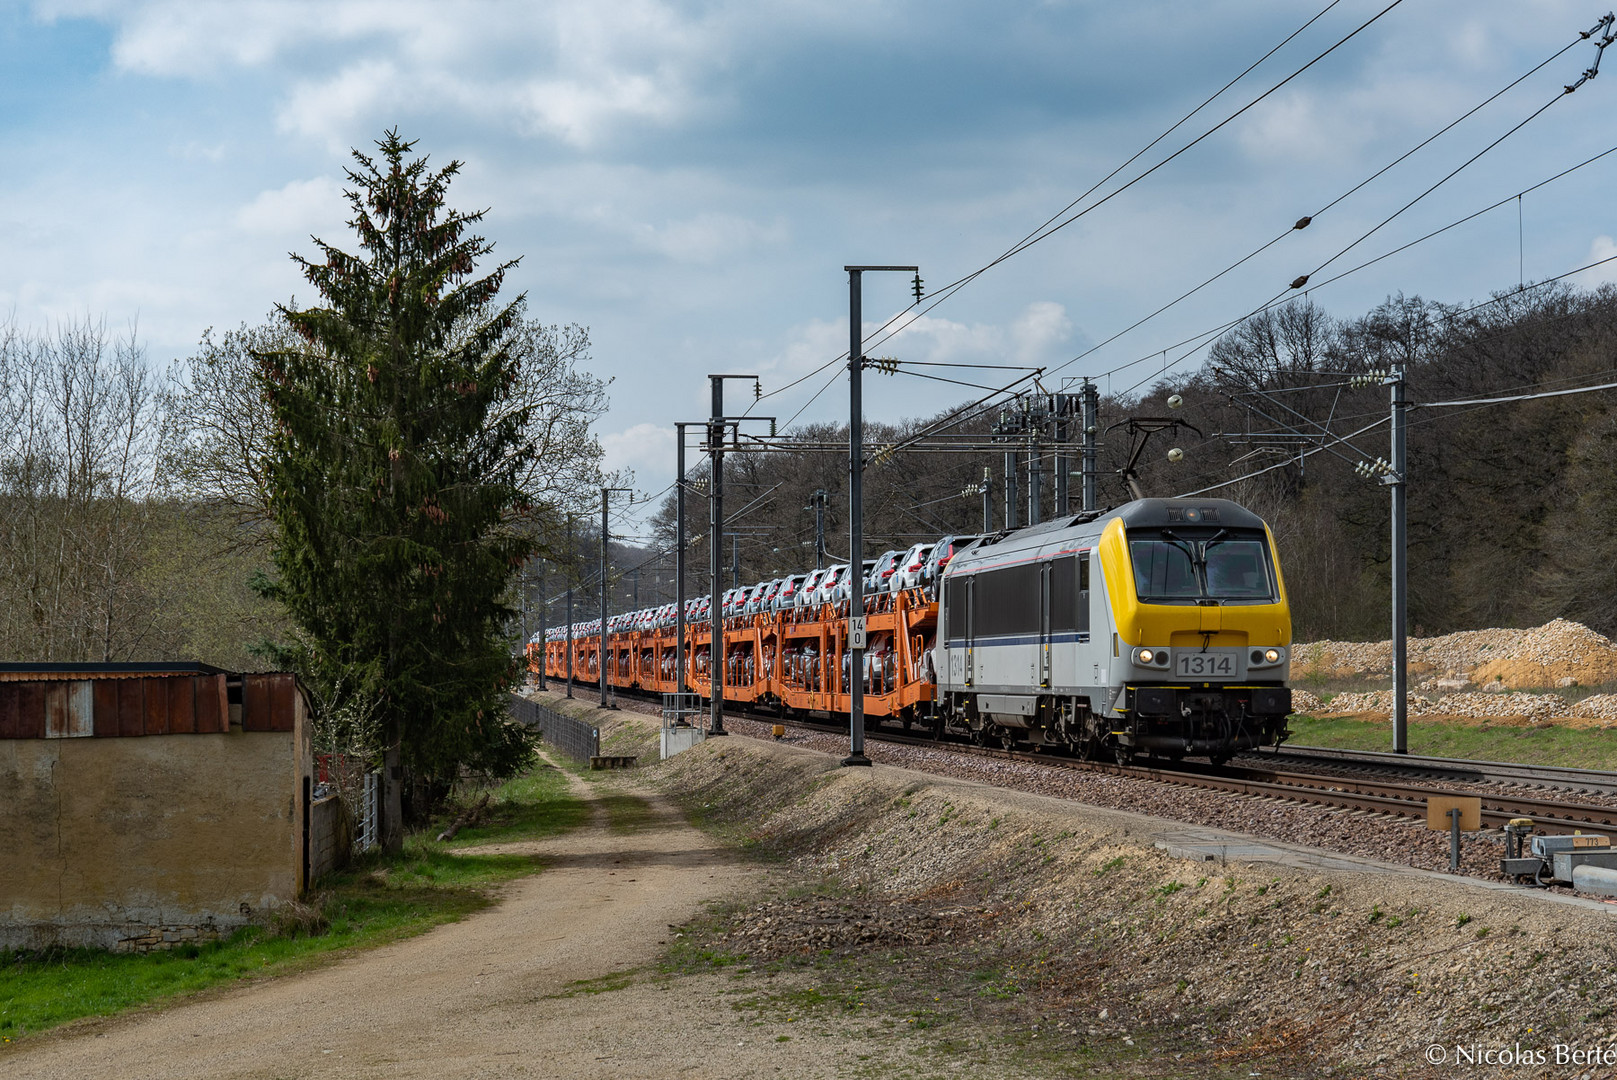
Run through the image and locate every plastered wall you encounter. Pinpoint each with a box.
[0,676,309,952]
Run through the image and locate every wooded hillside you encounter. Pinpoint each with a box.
[624,283,1617,643]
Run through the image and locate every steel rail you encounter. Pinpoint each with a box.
[551,683,1617,839]
[757,712,1617,838]
[1245,744,1617,795]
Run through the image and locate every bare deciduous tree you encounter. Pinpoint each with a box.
[0,316,163,660]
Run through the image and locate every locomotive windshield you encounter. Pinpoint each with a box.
[1129,530,1275,602]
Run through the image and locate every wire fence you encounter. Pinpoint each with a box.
[508,694,600,763]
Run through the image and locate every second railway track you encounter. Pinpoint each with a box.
[734,706,1617,840]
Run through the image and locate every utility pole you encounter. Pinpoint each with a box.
[731,533,740,590]
[962,468,993,534]
[812,489,827,570]
[520,561,529,654]
[1003,442,1020,530]
[980,468,992,533]
[843,264,918,768]
[706,374,758,737]
[1081,380,1099,512]
[675,423,689,702]
[1052,396,1069,517]
[600,487,633,708]
[1390,369,1409,754]
[632,566,639,611]
[535,560,546,691]
[565,516,574,699]
[709,380,726,736]
[1027,433,1042,527]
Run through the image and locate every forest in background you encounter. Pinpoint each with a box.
[0,313,609,671]
[6,278,1616,663]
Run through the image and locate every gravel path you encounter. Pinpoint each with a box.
[0,760,893,1080]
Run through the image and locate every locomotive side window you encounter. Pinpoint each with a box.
[972,562,1040,638]
[1048,555,1089,633]
[1080,555,1090,632]
[945,577,967,641]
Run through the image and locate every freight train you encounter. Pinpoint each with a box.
[532,496,1293,764]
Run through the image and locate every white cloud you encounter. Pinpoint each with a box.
[756,302,1076,429]
[1576,235,1617,287]
[881,302,1075,369]
[234,176,345,236]
[1010,300,1073,363]
[42,0,748,149]
[631,212,789,264]
[274,60,402,148]
[599,421,675,488]
[1237,91,1372,164]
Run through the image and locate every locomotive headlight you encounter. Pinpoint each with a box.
[1136,648,1154,665]
[1264,648,1281,663]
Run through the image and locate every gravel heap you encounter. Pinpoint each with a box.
[1470,618,1617,689]
[1294,627,1526,678]
[1289,689,1323,714]
[1318,689,1571,724]
[1295,617,1617,724]
[1571,693,1617,720]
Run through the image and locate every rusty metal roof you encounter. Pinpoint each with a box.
[0,662,229,681]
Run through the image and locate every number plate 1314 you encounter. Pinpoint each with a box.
[1175,652,1241,678]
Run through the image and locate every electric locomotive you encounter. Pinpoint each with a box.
[935,497,1292,763]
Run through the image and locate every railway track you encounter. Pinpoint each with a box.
[1241,743,1617,796]
[586,683,1617,842]
[752,710,1617,840]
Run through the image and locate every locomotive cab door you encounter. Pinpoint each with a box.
[1039,563,1052,688]
[963,576,974,687]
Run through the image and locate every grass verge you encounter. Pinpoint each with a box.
[1289,714,1617,769]
[0,761,585,1043]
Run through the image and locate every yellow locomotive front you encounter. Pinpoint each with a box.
[1095,500,1292,763]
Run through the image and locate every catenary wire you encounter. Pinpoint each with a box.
[1029,33,1592,388]
[758,0,1385,420]
[856,0,1409,363]
[1018,19,1617,406]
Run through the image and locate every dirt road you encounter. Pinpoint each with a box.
[3,763,870,1080]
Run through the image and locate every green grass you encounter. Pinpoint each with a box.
[549,967,642,998]
[1289,714,1617,769]
[0,763,586,1042]
[436,764,591,848]
[600,794,660,834]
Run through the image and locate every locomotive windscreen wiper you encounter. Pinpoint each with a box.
[1159,529,1198,568]
[1161,528,1228,574]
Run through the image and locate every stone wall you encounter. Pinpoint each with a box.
[308,793,352,883]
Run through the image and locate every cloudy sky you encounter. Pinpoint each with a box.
[5,0,1617,530]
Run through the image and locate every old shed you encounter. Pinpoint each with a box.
[0,664,313,951]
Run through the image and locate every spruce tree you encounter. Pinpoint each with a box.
[256,131,537,851]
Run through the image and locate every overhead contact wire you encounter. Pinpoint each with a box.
[1290,15,1616,291]
[1041,33,1590,385]
[853,0,1395,366]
